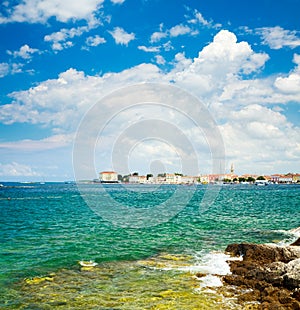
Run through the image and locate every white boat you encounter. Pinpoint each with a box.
[79,260,98,267]
[255,180,269,186]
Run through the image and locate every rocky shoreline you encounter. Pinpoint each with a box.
[222,238,300,309]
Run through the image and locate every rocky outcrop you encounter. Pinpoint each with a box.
[291,237,300,246]
[223,241,300,309]
[225,242,300,264]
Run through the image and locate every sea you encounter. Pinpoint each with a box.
[0,182,299,309]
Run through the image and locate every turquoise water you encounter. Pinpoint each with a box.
[0,183,299,308]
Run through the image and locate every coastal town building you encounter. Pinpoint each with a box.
[270,173,300,183]
[138,175,147,183]
[241,174,258,180]
[271,174,281,183]
[165,173,181,184]
[279,174,293,183]
[99,171,118,183]
[125,173,198,185]
[292,174,300,183]
[199,173,238,183]
[181,176,196,184]
[128,175,139,183]
[156,175,167,184]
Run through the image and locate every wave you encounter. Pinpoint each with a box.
[265,227,300,246]
[187,251,242,289]
[153,251,243,289]
[289,226,300,237]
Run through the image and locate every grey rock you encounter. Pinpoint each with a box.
[284,258,300,289]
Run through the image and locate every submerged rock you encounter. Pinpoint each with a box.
[25,276,54,285]
[223,241,300,309]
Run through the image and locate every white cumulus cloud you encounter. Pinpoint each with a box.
[109,27,135,46]
[275,73,300,94]
[257,26,300,49]
[85,35,106,47]
[0,63,10,77]
[150,31,168,43]
[44,26,90,51]
[274,53,300,95]
[150,23,193,43]
[0,0,104,24]
[171,30,269,97]
[155,55,166,65]
[185,8,219,28]
[0,64,161,128]
[110,0,125,3]
[0,62,24,78]
[169,24,191,37]
[0,162,39,177]
[7,44,39,59]
[138,45,160,52]
[0,134,73,151]
[188,10,210,26]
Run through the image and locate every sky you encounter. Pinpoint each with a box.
[0,0,300,181]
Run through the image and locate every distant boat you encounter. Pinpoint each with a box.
[79,260,98,267]
[255,180,269,186]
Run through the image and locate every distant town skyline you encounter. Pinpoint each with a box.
[0,0,299,181]
[98,170,300,185]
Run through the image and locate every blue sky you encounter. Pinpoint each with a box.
[0,0,300,181]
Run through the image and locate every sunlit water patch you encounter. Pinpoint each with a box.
[10,253,241,310]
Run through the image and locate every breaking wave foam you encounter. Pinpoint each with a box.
[180,251,242,288]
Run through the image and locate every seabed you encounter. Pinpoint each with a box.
[3,253,242,309]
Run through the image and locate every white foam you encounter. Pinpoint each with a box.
[275,227,300,246]
[169,252,234,288]
[290,227,300,237]
[185,251,243,288]
[145,251,243,288]
[193,251,241,275]
[198,274,223,288]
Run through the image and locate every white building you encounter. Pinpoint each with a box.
[279,174,293,183]
[99,171,118,183]
[181,176,195,184]
[155,175,166,184]
[165,173,181,184]
[129,175,139,183]
[139,175,147,183]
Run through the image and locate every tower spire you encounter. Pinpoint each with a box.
[230,163,234,175]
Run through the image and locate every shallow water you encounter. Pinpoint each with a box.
[0,183,299,308]
[7,254,241,309]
